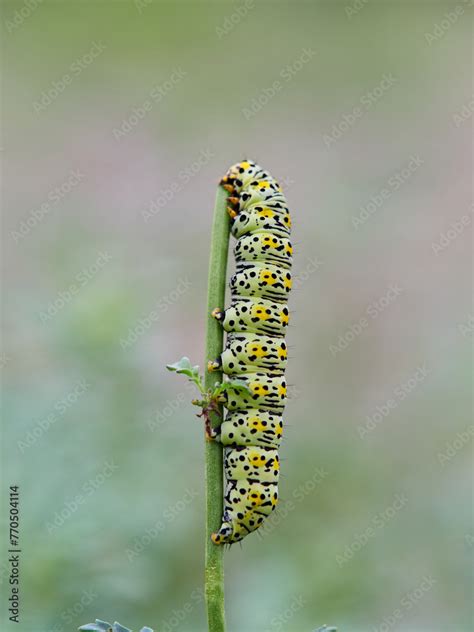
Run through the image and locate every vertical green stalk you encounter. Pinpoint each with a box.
[204,185,230,632]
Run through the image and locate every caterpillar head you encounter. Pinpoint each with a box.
[220,160,260,191]
[220,160,283,198]
[211,522,233,545]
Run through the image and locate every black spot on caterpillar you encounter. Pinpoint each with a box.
[208,160,292,545]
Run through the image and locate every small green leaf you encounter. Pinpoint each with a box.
[214,379,251,397]
[228,379,251,392]
[80,621,153,632]
[166,356,194,375]
[166,357,203,388]
[79,621,113,632]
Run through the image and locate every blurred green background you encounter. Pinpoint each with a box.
[1,1,472,631]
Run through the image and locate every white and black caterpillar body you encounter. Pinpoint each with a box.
[208,160,292,545]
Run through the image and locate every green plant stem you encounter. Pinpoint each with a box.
[204,185,230,632]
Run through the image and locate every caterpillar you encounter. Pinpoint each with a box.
[207,160,292,545]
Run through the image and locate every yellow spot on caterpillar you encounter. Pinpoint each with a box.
[260,269,277,285]
[250,382,267,395]
[284,277,292,290]
[252,305,270,320]
[246,343,266,358]
[262,235,279,247]
[240,161,250,170]
[249,416,266,432]
[278,384,287,398]
[257,208,275,218]
[280,311,289,325]
[249,451,266,466]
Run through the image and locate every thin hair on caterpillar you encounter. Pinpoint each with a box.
[208,160,292,545]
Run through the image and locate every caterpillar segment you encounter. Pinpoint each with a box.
[231,202,291,239]
[210,160,292,545]
[208,333,288,375]
[234,232,293,268]
[208,410,283,449]
[211,298,289,337]
[230,262,292,303]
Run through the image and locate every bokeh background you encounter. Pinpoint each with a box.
[2,1,472,631]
